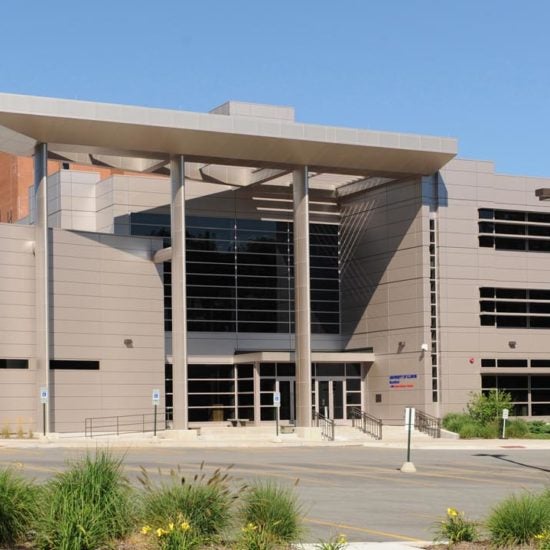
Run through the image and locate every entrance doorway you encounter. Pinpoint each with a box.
[276,378,296,423]
[314,379,345,420]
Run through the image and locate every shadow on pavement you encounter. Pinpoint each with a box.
[473,453,550,473]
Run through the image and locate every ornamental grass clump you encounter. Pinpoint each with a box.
[315,533,348,549]
[433,507,478,545]
[35,450,135,550]
[487,491,550,546]
[237,481,303,549]
[139,462,238,546]
[0,467,40,545]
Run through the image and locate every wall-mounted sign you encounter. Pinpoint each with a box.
[389,374,417,389]
[40,387,48,403]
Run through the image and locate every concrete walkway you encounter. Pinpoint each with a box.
[298,543,428,550]
[1,424,548,450]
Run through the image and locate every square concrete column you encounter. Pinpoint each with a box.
[253,362,261,425]
[170,156,188,429]
[293,167,312,428]
[34,143,50,434]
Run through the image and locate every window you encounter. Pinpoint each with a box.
[479,287,550,328]
[151,216,340,335]
[0,359,28,369]
[478,208,550,252]
[50,360,99,370]
[187,364,254,422]
[482,374,550,416]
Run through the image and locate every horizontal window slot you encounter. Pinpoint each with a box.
[0,359,28,369]
[50,360,99,370]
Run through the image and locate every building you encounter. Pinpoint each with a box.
[0,93,548,436]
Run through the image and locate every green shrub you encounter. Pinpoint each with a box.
[139,464,236,544]
[487,492,550,546]
[506,418,530,438]
[35,450,135,550]
[457,420,498,439]
[442,413,470,433]
[434,507,478,545]
[457,422,479,439]
[238,481,302,548]
[0,467,39,544]
[528,421,550,435]
[466,389,512,425]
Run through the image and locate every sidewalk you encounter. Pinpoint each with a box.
[298,543,428,550]
[0,424,549,450]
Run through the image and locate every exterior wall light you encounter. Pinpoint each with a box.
[124,338,134,348]
[508,340,517,349]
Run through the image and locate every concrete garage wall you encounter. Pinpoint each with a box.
[0,223,36,432]
[339,179,431,422]
[50,229,165,432]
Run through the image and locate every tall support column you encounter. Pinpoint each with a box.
[170,156,188,429]
[253,362,261,426]
[34,143,50,434]
[293,167,312,428]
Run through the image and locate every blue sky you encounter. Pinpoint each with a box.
[0,1,548,176]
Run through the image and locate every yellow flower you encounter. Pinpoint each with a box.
[338,533,347,544]
[447,508,458,517]
[241,522,258,533]
[180,521,191,532]
[156,527,166,537]
[168,522,175,531]
[140,525,152,535]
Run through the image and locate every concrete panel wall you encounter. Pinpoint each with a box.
[340,178,431,422]
[50,229,165,432]
[0,223,36,433]
[438,159,550,416]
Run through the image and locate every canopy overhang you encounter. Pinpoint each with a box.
[0,93,457,178]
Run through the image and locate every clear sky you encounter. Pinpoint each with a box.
[0,0,548,176]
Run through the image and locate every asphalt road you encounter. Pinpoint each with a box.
[1,445,548,542]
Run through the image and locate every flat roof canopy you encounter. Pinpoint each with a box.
[0,93,456,177]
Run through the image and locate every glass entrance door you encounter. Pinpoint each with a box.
[276,378,295,423]
[314,379,345,420]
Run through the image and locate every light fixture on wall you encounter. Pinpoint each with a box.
[508,340,517,349]
[420,343,429,352]
[397,341,406,352]
[124,338,134,348]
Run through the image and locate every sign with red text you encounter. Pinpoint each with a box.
[389,374,417,389]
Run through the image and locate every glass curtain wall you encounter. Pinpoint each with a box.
[131,213,340,334]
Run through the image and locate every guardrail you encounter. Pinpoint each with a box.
[313,411,335,441]
[349,407,383,440]
[414,409,441,438]
[84,412,165,438]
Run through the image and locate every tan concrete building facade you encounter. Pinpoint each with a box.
[0,93,547,435]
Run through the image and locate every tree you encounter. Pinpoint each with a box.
[466,390,512,425]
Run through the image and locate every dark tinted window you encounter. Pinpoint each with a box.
[0,359,28,369]
[50,360,99,370]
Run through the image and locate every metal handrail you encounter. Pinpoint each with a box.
[84,412,166,438]
[414,409,441,438]
[349,407,383,440]
[313,411,335,441]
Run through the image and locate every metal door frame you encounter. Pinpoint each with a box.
[313,377,346,420]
